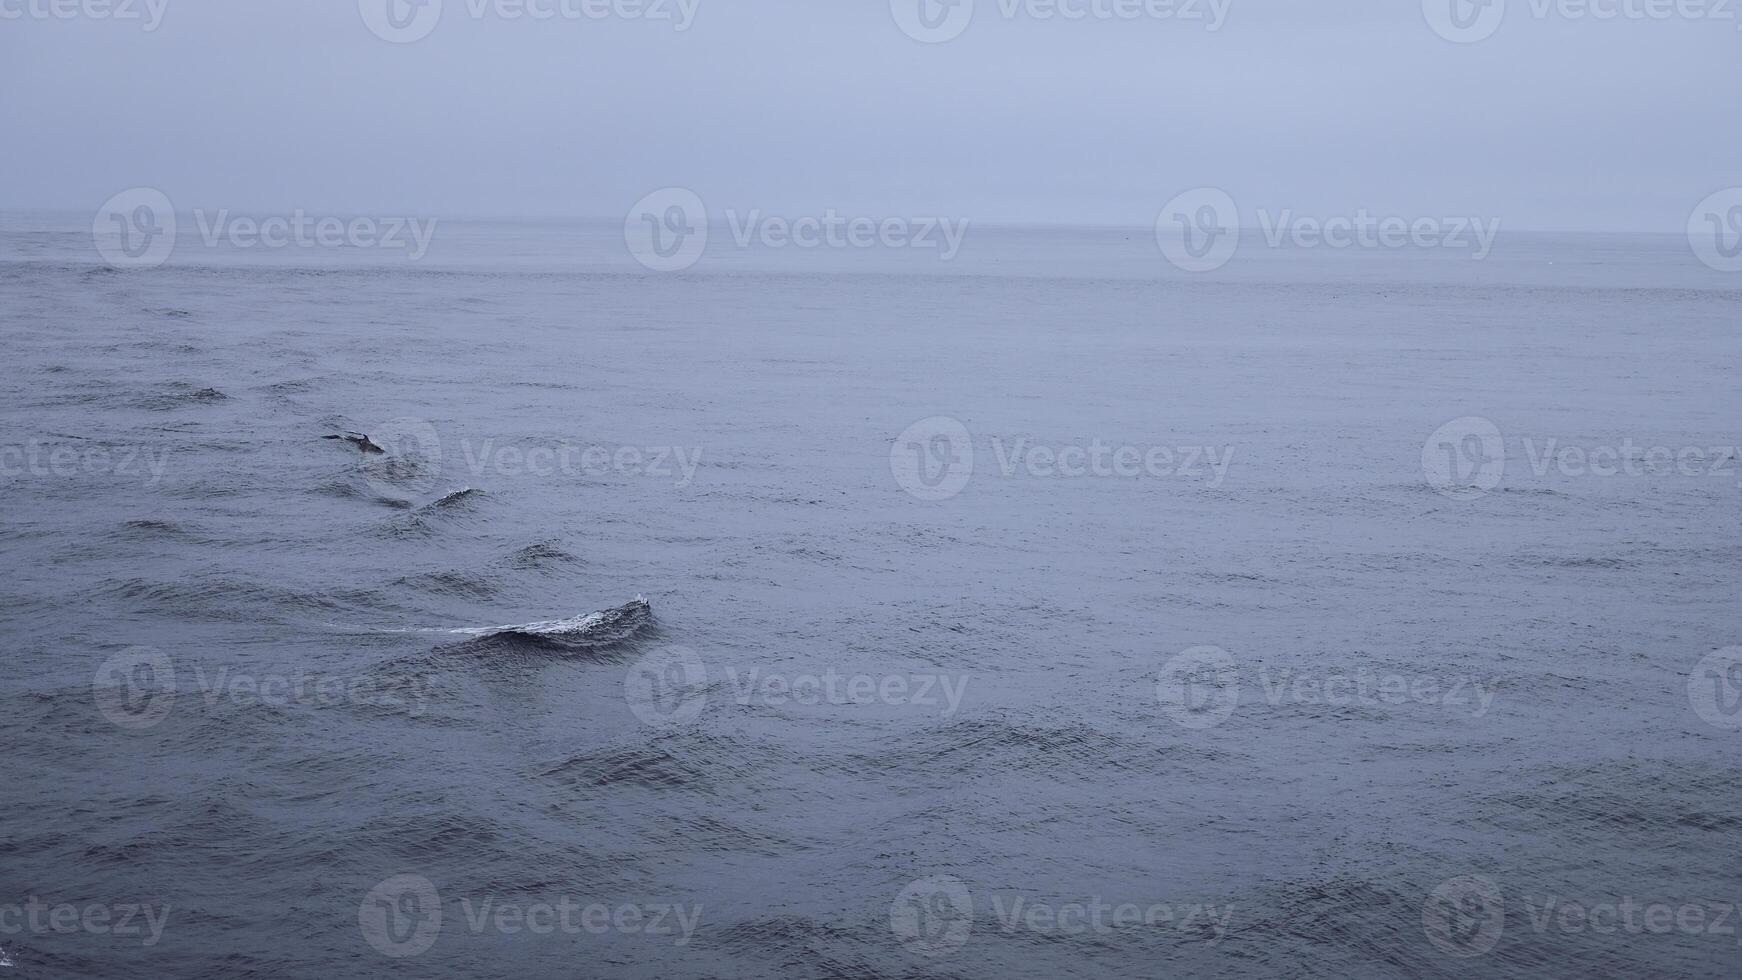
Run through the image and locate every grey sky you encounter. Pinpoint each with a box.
[1,0,1736,230]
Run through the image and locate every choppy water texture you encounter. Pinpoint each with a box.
[2,219,1741,979]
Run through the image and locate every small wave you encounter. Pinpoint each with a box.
[502,542,579,569]
[119,518,193,539]
[421,487,482,511]
[442,595,650,640]
[358,596,653,653]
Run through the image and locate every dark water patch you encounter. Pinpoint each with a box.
[640,810,813,858]
[264,378,317,393]
[1473,759,1742,838]
[118,517,194,539]
[1512,555,1634,570]
[132,383,230,411]
[542,744,710,790]
[94,576,377,624]
[703,915,906,979]
[852,712,1224,780]
[392,569,500,600]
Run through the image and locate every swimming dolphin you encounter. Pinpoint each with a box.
[325,432,386,454]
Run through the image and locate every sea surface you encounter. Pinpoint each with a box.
[2,215,1740,978]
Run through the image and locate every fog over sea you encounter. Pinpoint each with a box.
[2,215,1741,978]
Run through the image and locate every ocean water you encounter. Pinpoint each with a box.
[2,216,1740,978]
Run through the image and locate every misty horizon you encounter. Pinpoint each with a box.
[5,0,1739,234]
